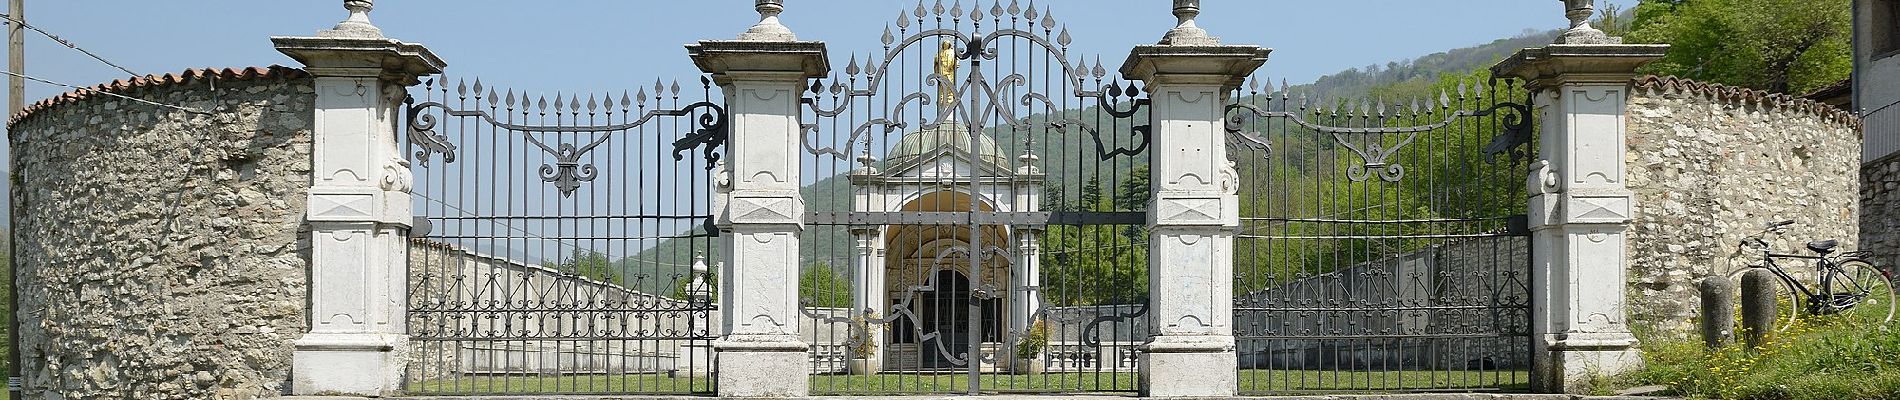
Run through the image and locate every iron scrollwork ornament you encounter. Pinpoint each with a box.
[1223,79,1536,182]
[405,77,729,198]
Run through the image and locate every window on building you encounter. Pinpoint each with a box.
[1878,0,1900,57]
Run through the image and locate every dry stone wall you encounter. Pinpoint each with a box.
[9,67,314,399]
[1624,76,1861,337]
[1861,151,1900,270]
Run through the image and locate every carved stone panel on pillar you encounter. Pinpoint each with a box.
[1493,41,1666,394]
[272,1,445,396]
[688,31,828,397]
[1121,28,1269,396]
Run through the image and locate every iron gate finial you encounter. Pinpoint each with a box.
[1160,0,1218,46]
[740,0,799,41]
[320,0,383,39]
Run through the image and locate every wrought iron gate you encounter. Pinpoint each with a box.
[798,2,1149,394]
[402,76,726,395]
[1225,75,1537,393]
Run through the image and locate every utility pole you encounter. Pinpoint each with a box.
[8,0,21,117]
[6,1,21,399]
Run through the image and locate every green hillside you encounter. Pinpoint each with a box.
[618,28,1568,298]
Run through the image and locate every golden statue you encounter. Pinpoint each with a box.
[935,39,959,105]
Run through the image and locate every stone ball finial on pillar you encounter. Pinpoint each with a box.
[320,0,383,39]
[1556,0,1621,44]
[739,0,798,41]
[1159,0,1219,46]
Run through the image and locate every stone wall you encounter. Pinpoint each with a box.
[1864,152,1900,271]
[8,67,314,399]
[406,239,713,380]
[1625,76,1862,337]
[1234,236,1531,370]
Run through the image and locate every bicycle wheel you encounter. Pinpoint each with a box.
[1726,267,1800,333]
[1827,259,1896,326]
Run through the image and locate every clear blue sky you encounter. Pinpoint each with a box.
[0,0,1635,246]
[4,0,1634,115]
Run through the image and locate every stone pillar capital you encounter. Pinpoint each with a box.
[1119,45,1270,89]
[273,36,445,85]
[1491,44,1667,90]
[687,40,829,82]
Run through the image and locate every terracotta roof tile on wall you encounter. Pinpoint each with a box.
[8,66,309,127]
[1633,75,1861,129]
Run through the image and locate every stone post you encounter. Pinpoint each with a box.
[1739,270,1779,350]
[1120,1,1268,396]
[1492,3,1665,392]
[271,0,444,396]
[687,1,828,396]
[1698,275,1735,349]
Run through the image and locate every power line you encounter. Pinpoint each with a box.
[0,69,210,114]
[0,12,137,77]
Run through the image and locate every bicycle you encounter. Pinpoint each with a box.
[1725,220,1895,332]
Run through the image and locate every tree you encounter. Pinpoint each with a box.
[551,249,621,285]
[1626,0,1851,94]
[799,263,853,309]
[1040,173,1149,306]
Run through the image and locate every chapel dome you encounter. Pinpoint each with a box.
[885,118,1011,168]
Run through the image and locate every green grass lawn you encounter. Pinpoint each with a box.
[406,373,713,395]
[1238,369,1529,394]
[1618,301,1900,399]
[406,369,1527,396]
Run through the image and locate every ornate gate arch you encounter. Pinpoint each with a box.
[796,1,1153,394]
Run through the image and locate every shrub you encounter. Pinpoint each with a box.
[1016,318,1048,361]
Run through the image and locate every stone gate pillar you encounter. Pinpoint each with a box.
[1119,1,1268,397]
[271,0,444,396]
[687,1,828,396]
[1491,0,1667,393]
